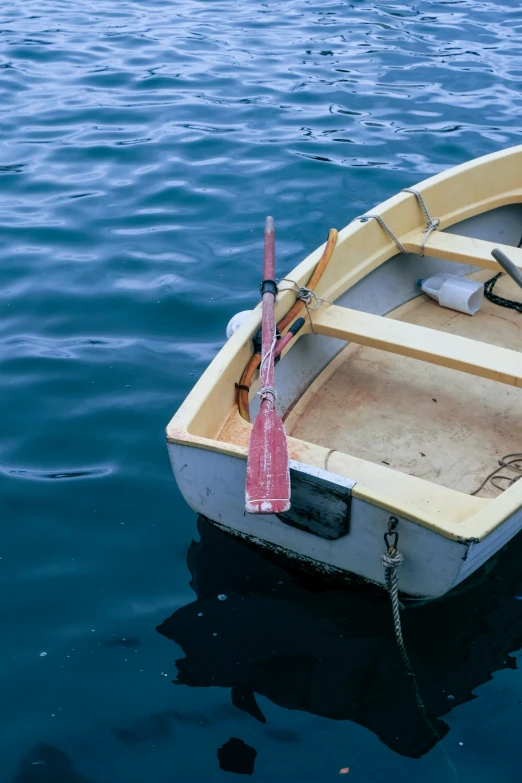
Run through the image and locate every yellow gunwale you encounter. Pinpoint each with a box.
[167,144,522,543]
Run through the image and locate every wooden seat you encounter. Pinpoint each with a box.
[312,303,522,387]
[403,231,522,272]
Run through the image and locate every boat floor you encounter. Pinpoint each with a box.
[285,271,522,499]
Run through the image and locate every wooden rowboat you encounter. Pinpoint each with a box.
[167,145,522,599]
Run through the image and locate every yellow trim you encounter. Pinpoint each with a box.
[166,144,522,543]
[173,406,486,539]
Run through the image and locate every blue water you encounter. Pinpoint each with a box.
[2,1,522,780]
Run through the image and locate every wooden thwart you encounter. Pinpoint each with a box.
[404,231,522,272]
[312,304,522,387]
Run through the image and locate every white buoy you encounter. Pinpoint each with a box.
[419,274,484,315]
[226,310,252,339]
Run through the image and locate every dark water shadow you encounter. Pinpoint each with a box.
[158,517,522,759]
[12,744,95,783]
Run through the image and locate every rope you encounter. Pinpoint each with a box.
[324,448,337,472]
[402,187,431,223]
[278,279,332,335]
[258,326,278,407]
[401,187,440,256]
[484,272,522,314]
[381,525,440,741]
[471,453,522,496]
[382,526,460,781]
[258,385,277,404]
[482,234,522,312]
[353,214,408,255]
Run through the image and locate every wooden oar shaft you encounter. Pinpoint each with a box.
[260,292,275,392]
[264,216,275,278]
[260,217,276,395]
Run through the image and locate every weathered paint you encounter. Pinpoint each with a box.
[170,443,468,599]
[277,461,355,540]
[245,218,290,514]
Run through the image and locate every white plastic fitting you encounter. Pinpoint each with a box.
[419,274,484,315]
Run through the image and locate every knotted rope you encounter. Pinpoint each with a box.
[382,521,440,741]
[278,279,331,334]
[258,325,278,407]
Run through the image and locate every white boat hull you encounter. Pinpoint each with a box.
[168,442,510,599]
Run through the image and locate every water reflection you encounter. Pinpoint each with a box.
[158,517,522,759]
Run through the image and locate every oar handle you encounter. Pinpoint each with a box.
[491,248,522,291]
[264,216,275,281]
[274,317,306,358]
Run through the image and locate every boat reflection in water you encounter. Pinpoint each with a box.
[157,517,522,759]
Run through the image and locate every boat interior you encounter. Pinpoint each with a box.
[284,268,522,501]
[168,146,522,538]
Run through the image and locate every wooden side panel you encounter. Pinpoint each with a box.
[277,461,355,540]
[312,304,522,387]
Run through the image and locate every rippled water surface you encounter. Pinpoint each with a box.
[2,1,522,780]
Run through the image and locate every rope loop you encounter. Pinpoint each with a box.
[258,385,277,403]
[381,549,404,570]
[484,273,522,315]
[402,187,440,256]
[297,286,321,308]
[421,217,440,255]
[353,214,408,255]
[278,279,332,335]
[402,187,431,223]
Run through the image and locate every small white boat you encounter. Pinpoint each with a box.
[167,145,522,599]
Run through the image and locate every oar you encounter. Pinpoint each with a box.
[491,248,522,290]
[274,317,306,359]
[245,217,291,514]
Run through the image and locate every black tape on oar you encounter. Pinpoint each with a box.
[288,317,306,336]
[260,279,278,297]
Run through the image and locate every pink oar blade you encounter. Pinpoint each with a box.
[245,405,290,514]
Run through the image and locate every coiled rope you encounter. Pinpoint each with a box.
[484,273,522,314]
[483,235,522,313]
[471,453,522,496]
